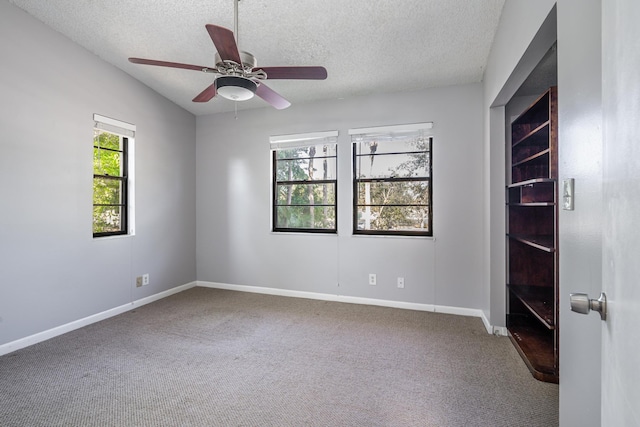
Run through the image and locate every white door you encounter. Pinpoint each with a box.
[600,0,640,424]
[557,0,603,424]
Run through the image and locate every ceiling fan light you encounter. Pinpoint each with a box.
[216,76,257,101]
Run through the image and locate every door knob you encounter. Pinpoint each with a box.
[570,292,607,321]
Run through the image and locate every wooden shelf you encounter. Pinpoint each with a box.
[508,285,555,328]
[508,322,558,383]
[512,148,550,168]
[512,121,551,148]
[508,180,556,204]
[507,234,555,252]
[508,178,555,188]
[508,202,555,207]
[511,90,551,143]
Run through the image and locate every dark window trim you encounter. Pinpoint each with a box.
[354,150,427,157]
[93,136,128,238]
[352,136,433,237]
[272,148,338,234]
[356,177,430,184]
[277,179,336,186]
[277,154,336,161]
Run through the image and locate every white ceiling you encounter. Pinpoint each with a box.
[8,0,506,116]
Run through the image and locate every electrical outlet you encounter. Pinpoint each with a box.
[142,274,150,286]
[369,273,377,285]
[136,276,143,287]
[397,277,405,288]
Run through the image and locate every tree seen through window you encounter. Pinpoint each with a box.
[353,130,432,236]
[93,130,128,236]
[273,141,337,232]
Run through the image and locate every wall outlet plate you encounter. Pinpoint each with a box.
[142,274,150,286]
[397,277,405,288]
[368,273,376,285]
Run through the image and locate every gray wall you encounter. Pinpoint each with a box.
[0,1,197,346]
[196,84,485,309]
[483,0,557,327]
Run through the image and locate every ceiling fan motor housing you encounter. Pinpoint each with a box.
[216,75,258,101]
[215,51,257,70]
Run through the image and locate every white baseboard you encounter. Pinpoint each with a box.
[0,281,197,356]
[0,280,501,357]
[197,281,496,334]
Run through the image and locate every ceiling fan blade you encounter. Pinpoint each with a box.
[255,66,328,80]
[129,57,214,72]
[255,82,291,110]
[192,83,217,103]
[205,24,242,64]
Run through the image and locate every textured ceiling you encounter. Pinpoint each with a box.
[8,0,506,115]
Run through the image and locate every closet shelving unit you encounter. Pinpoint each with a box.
[506,86,559,383]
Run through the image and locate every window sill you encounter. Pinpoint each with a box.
[93,231,135,240]
[351,233,435,240]
[270,231,337,237]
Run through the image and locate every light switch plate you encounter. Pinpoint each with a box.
[563,178,575,210]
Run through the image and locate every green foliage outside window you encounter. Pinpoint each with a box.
[273,144,337,231]
[354,135,432,235]
[93,130,127,236]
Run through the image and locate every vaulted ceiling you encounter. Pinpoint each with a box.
[8,0,506,115]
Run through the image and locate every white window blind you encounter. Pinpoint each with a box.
[348,122,433,137]
[269,130,338,150]
[94,114,136,138]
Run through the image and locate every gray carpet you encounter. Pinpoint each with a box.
[0,287,558,426]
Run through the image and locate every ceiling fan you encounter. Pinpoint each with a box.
[128,0,327,110]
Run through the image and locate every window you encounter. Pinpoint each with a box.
[93,114,135,237]
[350,123,433,236]
[270,131,338,233]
